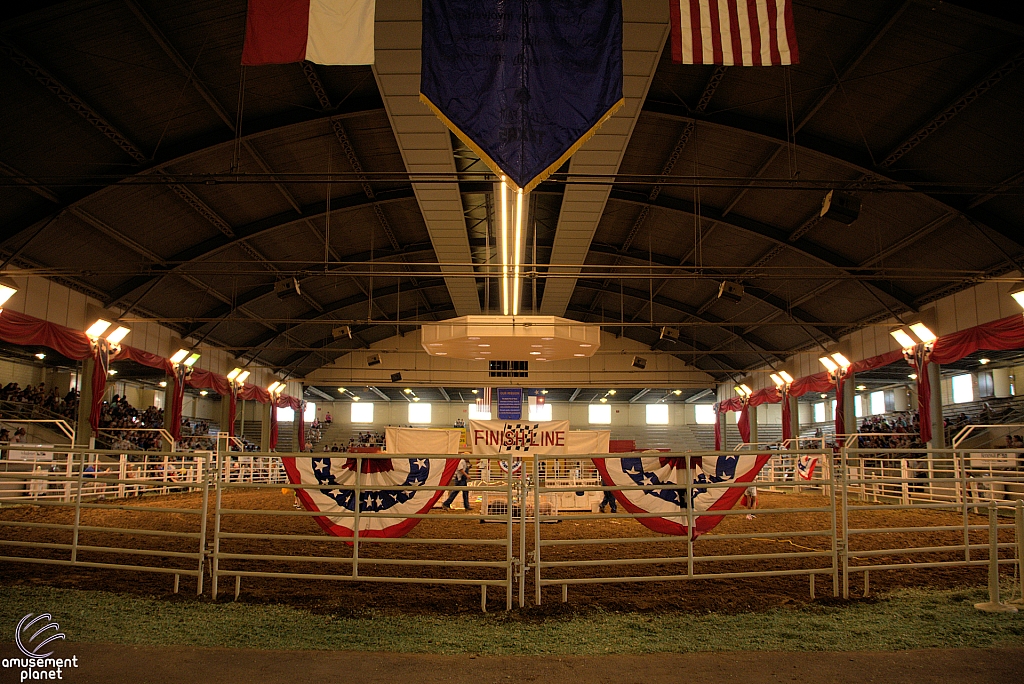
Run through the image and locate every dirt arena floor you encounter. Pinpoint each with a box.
[0,488,1012,614]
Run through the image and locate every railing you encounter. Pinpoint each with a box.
[95,427,174,452]
[1,442,1022,611]
[0,444,211,594]
[210,452,515,610]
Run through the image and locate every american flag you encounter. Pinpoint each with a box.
[670,0,799,66]
[476,388,492,415]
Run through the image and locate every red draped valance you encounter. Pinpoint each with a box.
[0,309,297,444]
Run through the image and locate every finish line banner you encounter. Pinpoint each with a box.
[468,420,570,455]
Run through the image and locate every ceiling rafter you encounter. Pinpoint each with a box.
[179,246,436,338]
[586,242,839,345]
[0,36,147,164]
[302,61,434,317]
[641,107,1024,250]
[102,188,416,306]
[123,0,302,214]
[230,277,447,356]
[573,279,784,366]
[606,188,920,313]
[0,106,384,251]
[880,46,1024,168]
[717,1,912,217]
[274,302,456,376]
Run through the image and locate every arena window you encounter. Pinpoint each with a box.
[646,404,669,425]
[276,406,294,422]
[870,391,885,415]
[589,404,611,424]
[528,402,552,421]
[952,374,974,403]
[409,402,432,424]
[351,402,374,423]
[303,402,316,422]
[468,403,491,420]
[813,402,826,423]
[694,404,716,424]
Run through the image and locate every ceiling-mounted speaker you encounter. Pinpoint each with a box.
[819,189,861,224]
[718,281,743,303]
[660,326,680,342]
[333,325,352,339]
[631,356,647,370]
[274,277,301,299]
[390,372,403,383]
[367,354,382,367]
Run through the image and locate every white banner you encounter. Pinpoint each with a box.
[468,420,570,455]
[567,430,610,455]
[5,444,55,462]
[385,427,461,455]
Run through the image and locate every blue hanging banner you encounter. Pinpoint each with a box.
[496,388,524,420]
[420,0,624,193]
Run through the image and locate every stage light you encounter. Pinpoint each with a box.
[159,381,167,388]
[106,326,130,345]
[35,353,45,360]
[980,358,990,365]
[227,368,243,382]
[86,319,112,338]
[909,373,918,380]
[108,369,117,375]
[0,276,18,308]
[170,349,189,364]
[831,353,851,369]
[1011,287,1024,310]
[779,371,794,384]
[183,352,201,367]
[199,390,208,396]
[890,328,916,349]
[770,373,783,387]
[909,322,937,344]
[819,356,838,373]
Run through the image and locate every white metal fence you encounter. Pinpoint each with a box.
[0,443,1022,609]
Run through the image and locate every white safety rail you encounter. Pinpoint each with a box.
[2,449,211,503]
[210,452,516,611]
[0,417,76,444]
[532,449,841,606]
[96,427,174,452]
[0,445,210,594]
[839,444,1024,599]
[474,456,597,516]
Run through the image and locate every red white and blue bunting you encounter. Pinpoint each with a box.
[284,427,462,539]
[593,453,771,538]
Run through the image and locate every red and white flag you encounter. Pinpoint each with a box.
[669,0,798,66]
[241,0,375,66]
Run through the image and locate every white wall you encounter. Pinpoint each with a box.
[309,399,724,429]
[2,266,284,392]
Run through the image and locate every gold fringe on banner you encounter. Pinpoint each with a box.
[419,93,625,194]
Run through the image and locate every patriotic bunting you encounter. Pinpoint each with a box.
[284,427,462,539]
[593,452,771,538]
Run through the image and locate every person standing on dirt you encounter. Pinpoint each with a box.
[442,458,472,511]
[741,485,758,520]
[599,487,617,514]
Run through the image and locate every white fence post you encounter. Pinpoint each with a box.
[974,501,1016,613]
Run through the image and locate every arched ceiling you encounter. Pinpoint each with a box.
[1,0,1022,382]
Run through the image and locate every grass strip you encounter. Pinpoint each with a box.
[1,584,1023,655]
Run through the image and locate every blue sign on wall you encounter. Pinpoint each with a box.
[496,388,523,420]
